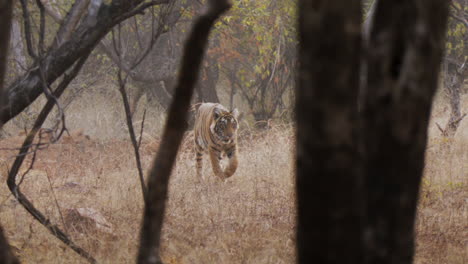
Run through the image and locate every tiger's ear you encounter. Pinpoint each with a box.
[231,108,240,119]
[213,107,222,120]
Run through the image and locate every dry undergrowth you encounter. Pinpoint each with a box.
[0,123,296,264]
[0,91,466,263]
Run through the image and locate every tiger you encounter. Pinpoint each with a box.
[193,103,240,180]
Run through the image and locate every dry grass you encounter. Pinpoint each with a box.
[414,93,468,264]
[0,120,296,263]
[0,86,466,263]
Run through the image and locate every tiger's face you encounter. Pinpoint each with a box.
[211,108,239,144]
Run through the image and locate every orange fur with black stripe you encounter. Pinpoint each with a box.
[193,103,239,179]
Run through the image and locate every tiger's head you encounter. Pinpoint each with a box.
[210,107,239,144]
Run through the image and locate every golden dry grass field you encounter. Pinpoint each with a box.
[0,85,466,264]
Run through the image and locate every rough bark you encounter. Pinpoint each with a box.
[0,0,169,125]
[137,0,231,263]
[196,54,220,103]
[442,59,467,137]
[11,17,27,74]
[0,1,21,263]
[51,0,91,47]
[362,0,449,263]
[0,227,19,264]
[296,1,364,263]
[0,0,13,103]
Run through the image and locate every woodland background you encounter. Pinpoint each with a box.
[0,0,466,263]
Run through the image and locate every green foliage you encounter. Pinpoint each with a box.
[445,1,468,60]
[204,0,298,121]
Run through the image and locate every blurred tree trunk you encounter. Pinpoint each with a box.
[0,0,20,263]
[137,1,231,262]
[296,1,449,264]
[0,227,18,264]
[363,1,449,262]
[296,0,364,263]
[0,0,13,98]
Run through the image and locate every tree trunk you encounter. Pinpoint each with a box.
[196,55,220,103]
[442,60,466,137]
[296,1,364,263]
[10,17,27,74]
[362,0,449,263]
[137,1,231,262]
[297,0,449,263]
[0,0,169,125]
[0,0,13,100]
[0,227,19,264]
[0,0,21,263]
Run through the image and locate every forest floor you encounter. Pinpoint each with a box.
[0,92,466,264]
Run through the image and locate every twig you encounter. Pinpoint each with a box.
[45,168,68,234]
[435,122,446,135]
[6,56,96,264]
[136,0,232,263]
[108,0,177,203]
[111,26,148,202]
[450,12,468,28]
[119,0,170,22]
[451,112,467,126]
[138,109,147,149]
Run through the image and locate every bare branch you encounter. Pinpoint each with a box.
[436,122,446,135]
[54,0,91,47]
[138,109,147,149]
[137,0,232,263]
[35,0,46,55]
[40,0,62,22]
[111,26,148,202]
[7,56,96,264]
[19,0,37,59]
[120,0,170,22]
[450,12,468,28]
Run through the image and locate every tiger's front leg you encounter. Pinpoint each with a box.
[209,148,225,179]
[224,146,238,178]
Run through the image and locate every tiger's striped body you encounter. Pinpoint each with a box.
[193,103,239,179]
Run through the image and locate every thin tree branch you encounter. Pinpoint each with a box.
[450,12,468,28]
[40,0,62,22]
[35,0,46,55]
[136,0,231,263]
[53,0,90,47]
[137,109,147,149]
[45,168,68,234]
[111,26,148,202]
[436,122,446,135]
[120,0,170,21]
[19,0,37,59]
